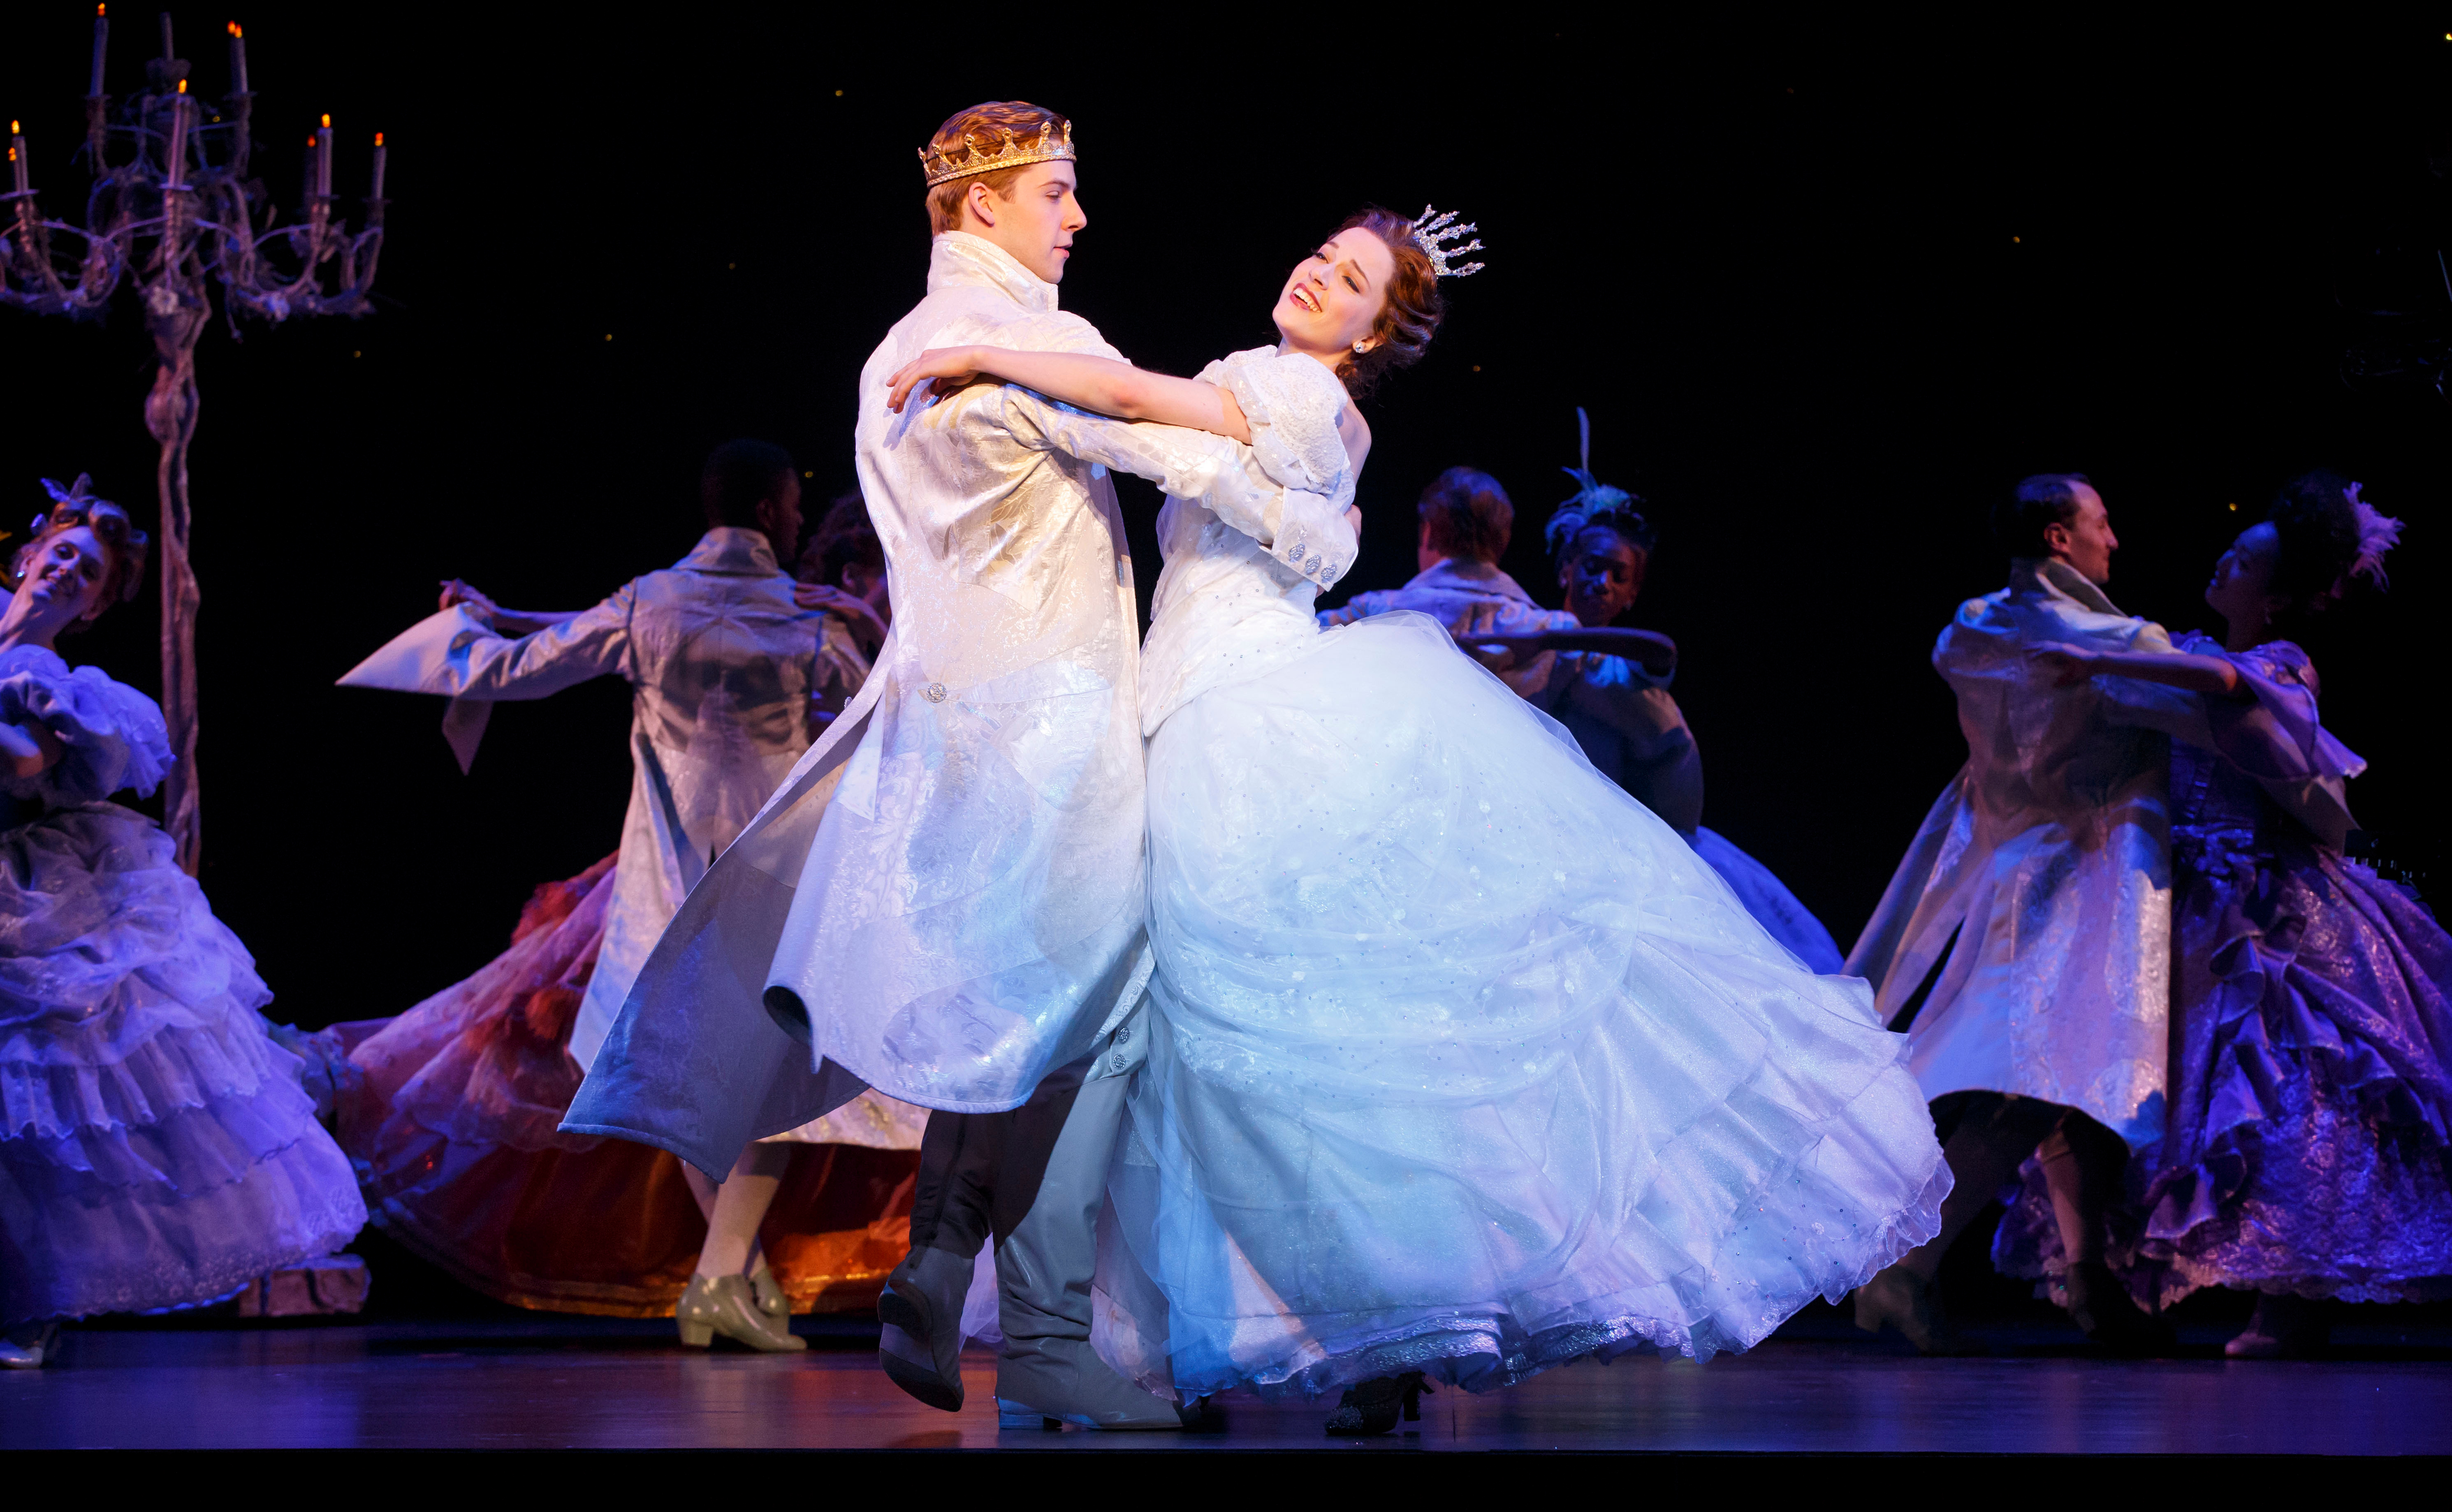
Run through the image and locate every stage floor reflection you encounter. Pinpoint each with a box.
[7,1315,2450,1454]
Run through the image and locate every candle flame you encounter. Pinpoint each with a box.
[98,4,106,15]
[321,113,331,128]
[9,122,18,135]
[373,132,384,146]
[177,79,188,94]
[228,22,242,38]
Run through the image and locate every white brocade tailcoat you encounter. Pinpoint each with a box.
[562,235,1314,1167]
[1846,558,2213,1145]
[336,529,830,1072]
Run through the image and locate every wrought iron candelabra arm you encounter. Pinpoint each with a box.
[0,14,386,873]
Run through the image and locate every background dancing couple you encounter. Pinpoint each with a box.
[565,99,1950,1434]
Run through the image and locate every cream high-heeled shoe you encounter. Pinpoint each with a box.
[677,1274,806,1352]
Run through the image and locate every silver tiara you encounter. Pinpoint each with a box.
[1411,205,1486,279]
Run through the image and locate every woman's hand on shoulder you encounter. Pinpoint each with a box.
[439,578,501,625]
[794,583,889,646]
[1448,602,1519,672]
[2026,640,2099,687]
[886,347,987,413]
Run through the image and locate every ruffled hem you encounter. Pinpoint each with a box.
[1223,1104,1951,1401]
[1113,609,1949,1400]
[0,804,284,1151]
[2,1120,365,1324]
[2095,840,2452,1296]
[3,993,295,1145]
[1994,1061,2452,1313]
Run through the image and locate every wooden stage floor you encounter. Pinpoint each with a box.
[7,1313,2450,1454]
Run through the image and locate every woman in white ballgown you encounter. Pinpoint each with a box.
[885,208,1947,1432]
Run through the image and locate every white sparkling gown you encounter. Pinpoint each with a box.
[1100,349,1949,1401]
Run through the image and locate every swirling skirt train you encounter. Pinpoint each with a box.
[1102,614,1947,1400]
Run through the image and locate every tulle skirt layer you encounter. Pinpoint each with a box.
[1112,614,1947,1399]
[0,804,364,1324]
[337,855,922,1317]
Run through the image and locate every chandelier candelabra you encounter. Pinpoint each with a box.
[2,8,386,873]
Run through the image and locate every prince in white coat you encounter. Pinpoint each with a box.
[566,107,1305,1426]
[1849,475,2209,1350]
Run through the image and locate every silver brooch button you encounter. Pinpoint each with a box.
[922,682,948,704]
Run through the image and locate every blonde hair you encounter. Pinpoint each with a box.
[924,101,1071,235]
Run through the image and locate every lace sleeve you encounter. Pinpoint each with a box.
[1190,348,1359,589]
[0,658,172,804]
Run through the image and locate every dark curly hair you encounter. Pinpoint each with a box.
[8,476,150,634]
[2263,470,2362,616]
[798,491,885,589]
[1329,206,1446,398]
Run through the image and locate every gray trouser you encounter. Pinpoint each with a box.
[904,1024,1141,1350]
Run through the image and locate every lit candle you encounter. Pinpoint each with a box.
[164,88,189,185]
[90,7,109,97]
[10,124,28,198]
[227,21,248,95]
[370,131,386,200]
[315,115,332,197]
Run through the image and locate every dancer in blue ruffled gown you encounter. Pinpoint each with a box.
[886,206,1947,1431]
[0,480,364,1367]
[2014,472,2452,1355]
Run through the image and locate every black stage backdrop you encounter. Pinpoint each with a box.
[5,10,2447,1029]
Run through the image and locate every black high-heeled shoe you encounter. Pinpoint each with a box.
[1323,1371,1430,1436]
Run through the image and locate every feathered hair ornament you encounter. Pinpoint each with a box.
[1543,408,1654,570]
[2341,480,2403,593]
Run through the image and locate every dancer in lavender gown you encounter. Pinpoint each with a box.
[2013,472,2452,1355]
[0,479,364,1368]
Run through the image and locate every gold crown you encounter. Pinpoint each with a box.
[919,118,1075,188]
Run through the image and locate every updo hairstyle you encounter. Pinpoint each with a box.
[799,491,885,590]
[2262,469,2403,632]
[7,475,151,633]
[1330,207,1446,397]
[1544,472,1657,580]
